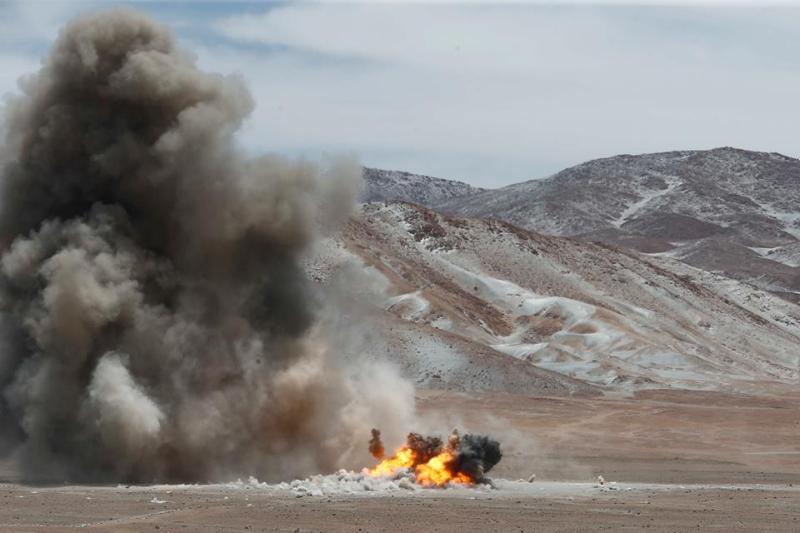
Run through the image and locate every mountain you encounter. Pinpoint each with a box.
[309,202,800,394]
[361,167,484,205]
[373,148,800,301]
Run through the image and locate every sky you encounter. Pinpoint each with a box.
[1,1,800,187]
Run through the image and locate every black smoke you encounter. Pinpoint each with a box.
[454,433,503,482]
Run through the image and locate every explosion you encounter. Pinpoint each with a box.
[367,429,502,487]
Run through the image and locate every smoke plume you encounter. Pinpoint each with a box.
[453,433,502,482]
[0,9,413,482]
[369,428,385,460]
[405,432,444,465]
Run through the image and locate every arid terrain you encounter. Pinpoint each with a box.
[1,5,799,532]
[2,195,798,532]
[6,197,797,532]
[1,388,799,532]
[369,148,800,302]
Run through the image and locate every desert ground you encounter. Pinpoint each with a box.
[1,387,798,532]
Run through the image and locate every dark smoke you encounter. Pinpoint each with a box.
[0,9,413,483]
[406,432,444,464]
[369,428,385,460]
[454,433,503,482]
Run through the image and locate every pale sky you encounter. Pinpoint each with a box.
[1,1,800,187]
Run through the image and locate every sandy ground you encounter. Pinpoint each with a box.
[1,482,798,532]
[417,387,800,485]
[1,388,798,532]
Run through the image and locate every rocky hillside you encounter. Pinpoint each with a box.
[309,202,800,394]
[361,167,484,206]
[373,148,800,301]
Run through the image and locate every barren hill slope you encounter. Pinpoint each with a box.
[312,203,799,393]
[361,167,484,206]
[433,148,800,300]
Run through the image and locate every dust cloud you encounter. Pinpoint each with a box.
[0,9,413,483]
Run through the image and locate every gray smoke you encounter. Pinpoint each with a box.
[0,9,413,483]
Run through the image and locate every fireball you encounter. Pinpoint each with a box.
[368,445,474,486]
[414,449,473,486]
[366,429,499,487]
[368,447,416,478]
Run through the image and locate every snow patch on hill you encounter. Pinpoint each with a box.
[612,176,681,228]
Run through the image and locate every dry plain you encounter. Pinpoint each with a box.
[1,388,798,532]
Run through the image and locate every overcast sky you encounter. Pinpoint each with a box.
[1,1,800,187]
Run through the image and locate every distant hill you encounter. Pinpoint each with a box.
[366,148,800,301]
[361,167,484,206]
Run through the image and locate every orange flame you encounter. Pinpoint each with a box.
[368,446,473,487]
[414,449,472,486]
[368,447,416,477]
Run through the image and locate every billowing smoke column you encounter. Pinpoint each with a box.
[368,429,502,486]
[0,9,413,482]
